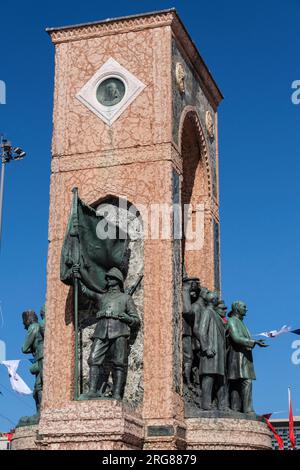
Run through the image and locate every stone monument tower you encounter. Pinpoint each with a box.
[11,9,271,450]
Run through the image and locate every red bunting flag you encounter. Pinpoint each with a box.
[262,414,284,450]
[288,387,295,449]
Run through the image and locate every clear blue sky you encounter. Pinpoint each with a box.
[0,0,299,431]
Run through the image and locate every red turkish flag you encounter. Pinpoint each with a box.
[288,388,296,449]
[262,414,284,450]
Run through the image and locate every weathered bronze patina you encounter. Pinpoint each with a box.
[227,301,267,414]
[183,271,268,418]
[74,265,140,400]
[17,309,44,427]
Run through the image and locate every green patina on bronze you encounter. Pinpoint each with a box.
[76,267,140,401]
[61,189,141,401]
[227,301,268,414]
[96,78,125,107]
[60,190,129,293]
[17,308,45,427]
[182,271,268,418]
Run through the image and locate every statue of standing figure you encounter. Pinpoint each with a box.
[182,273,208,392]
[182,275,200,388]
[195,290,227,411]
[227,301,268,414]
[182,269,268,416]
[17,307,45,426]
[73,265,141,401]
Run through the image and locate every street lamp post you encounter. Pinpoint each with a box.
[0,136,26,247]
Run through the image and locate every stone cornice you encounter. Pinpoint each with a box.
[46,9,223,109]
[46,9,176,44]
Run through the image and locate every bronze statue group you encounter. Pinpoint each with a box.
[17,266,267,426]
[182,273,267,415]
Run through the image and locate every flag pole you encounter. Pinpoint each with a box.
[74,276,79,399]
[71,187,80,400]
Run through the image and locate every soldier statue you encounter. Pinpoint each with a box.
[73,266,140,400]
[196,291,227,411]
[227,301,268,414]
[19,310,44,425]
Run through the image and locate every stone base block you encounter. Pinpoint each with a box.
[11,425,39,450]
[186,418,272,450]
[143,422,187,450]
[37,400,144,450]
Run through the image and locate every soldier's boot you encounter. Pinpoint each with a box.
[85,366,100,399]
[121,365,128,398]
[36,391,43,414]
[33,389,39,412]
[112,369,125,400]
[201,375,214,410]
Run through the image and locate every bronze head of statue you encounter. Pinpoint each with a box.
[205,290,219,306]
[105,267,124,291]
[216,300,227,318]
[189,278,201,302]
[22,310,38,330]
[229,300,247,318]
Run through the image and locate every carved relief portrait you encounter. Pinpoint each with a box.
[176,62,185,94]
[205,110,214,139]
[96,77,126,107]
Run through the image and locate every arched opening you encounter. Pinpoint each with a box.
[180,109,212,286]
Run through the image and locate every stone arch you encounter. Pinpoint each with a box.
[178,106,212,199]
[179,107,213,286]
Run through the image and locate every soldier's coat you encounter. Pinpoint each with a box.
[80,283,140,339]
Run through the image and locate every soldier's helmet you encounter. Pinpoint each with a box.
[105,267,124,287]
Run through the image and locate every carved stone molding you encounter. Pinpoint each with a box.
[47,11,175,44]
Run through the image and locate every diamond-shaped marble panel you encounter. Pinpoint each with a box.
[76,57,146,126]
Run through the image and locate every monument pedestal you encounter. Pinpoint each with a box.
[37,401,144,450]
[11,425,39,450]
[186,418,272,450]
